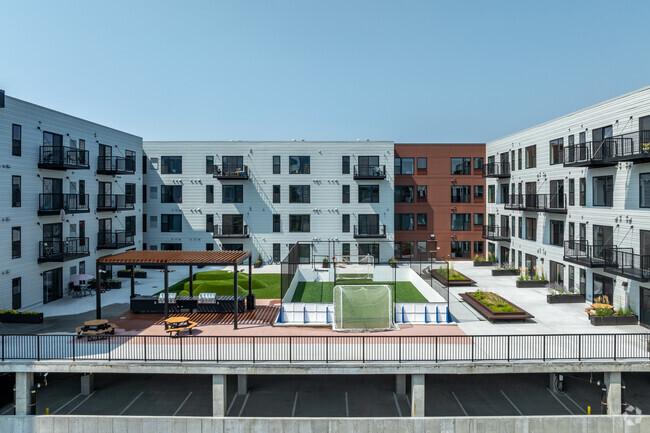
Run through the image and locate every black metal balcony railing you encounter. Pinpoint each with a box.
[563,138,637,168]
[354,224,387,238]
[214,165,249,180]
[97,156,136,175]
[213,224,250,238]
[482,161,510,178]
[38,193,90,215]
[563,240,607,268]
[482,225,510,241]
[354,165,386,179]
[97,194,135,211]
[97,231,135,250]
[603,130,650,163]
[603,247,650,282]
[38,238,89,263]
[504,194,566,213]
[38,146,90,170]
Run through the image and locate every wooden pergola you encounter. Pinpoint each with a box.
[96,250,253,329]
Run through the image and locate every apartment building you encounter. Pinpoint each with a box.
[394,143,485,260]
[0,90,143,310]
[485,86,650,325]
[142,141,395,262]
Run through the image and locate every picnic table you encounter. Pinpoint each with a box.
[164,316,197,337]
[76,319,117,341]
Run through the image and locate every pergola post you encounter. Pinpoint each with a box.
[189,265,194,297]
[164,265,169,319]
[130,265,135,299]
[247,256,254,310]
[233,263,238,330]
[95,262,102,320]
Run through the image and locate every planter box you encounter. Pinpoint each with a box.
[322,263,330,269]
[516,280,549,288]
[492,269,520,276]
[589,315,638,326]
[431,269,476,287]
[547,294,586,304]
[254,262,263,268]
[105,281,122,289]
[117,270,148,278]
[473,261,496,267]
[459,292,534,322]
[0,313,44,324]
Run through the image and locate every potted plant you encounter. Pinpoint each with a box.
[473,255,495,267]
[0,309,44,324]
[546,283,585,304]
[254,253,263,268]
[516,265,549,288]
[389,257,397,268]
[322,257,329,269]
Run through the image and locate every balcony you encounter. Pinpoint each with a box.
[214,165,249,180]
[38,194,90,216]
[354,224,387,238]
[563,141,618,168]
[38,146,90,170]
[97,194,135,212]
[38,238,89,263]
[603,130,650,164]
[213,224,250,238]
[97,231,135,250]
[603,247,650,282]
[354,165,386,180]
[482,225,510,241]
[482,161,510,178]
[563,240,606,268]
[504,194,566,213]
[97,156,136,175]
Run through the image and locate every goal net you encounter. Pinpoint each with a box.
[334,254,374,281]
[333,284,394,331]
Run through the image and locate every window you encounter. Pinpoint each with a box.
[549,220,564,246]
[510,151,515,172]
[206,156,214,174]
[342,214,350,232]
[640,173,650,208]
[342,156,350,174]
[549,138,564,165]
[9,277,19,310]
[273,214,281,232]
[142,155,147,174]
[417,213,427,227]
[161,243,183,251]
[578,178,586,206]
[474,241,484,255]
[342,185,350,203]
[289,156,310,174]
[161,214,182,232]
[289,185,311,203]
[222,156,244,173]
[487,185,495,203]
[43,268,63,304]
[161,185,182,203]
[473,157,483,170]
[593,176,613,206]
[417,157,427,170]
[474,185,484,198]
[142,184,147,204]
[342,243,350,259]
[206,185,214,203]
[394,185,414,203]
[417,185,427,199]
[222,185,243,203]
[206,214,214,232]
[12,124,21,156]
[289,215,310,232]
[150,215,158,229]
[451,241,471,259]
[143,214,147,232]
[161,156,182,174]
[358,185,379,203]
[451,185,471,203]
[12,176,20,207]
[525,145,536,168]
[517,149,522,170]
[125,183,136,204]
[451,214,471,231]
[273,244,281,261]
[206,243,214,251]
[525,217,537,241]
[518,217,522,238]
[12,227,21,259]
[273,155,281,174]
[500,184,509,204]
[273,185,281,203]
[395,213,414,231]
[568,179,575,206]
[451,157,471,175]
[150,186,158,200]
[474,213,484,226]
[568,265,575,291]
[395,157,414,175]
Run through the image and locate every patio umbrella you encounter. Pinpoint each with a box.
[70,274,94,282]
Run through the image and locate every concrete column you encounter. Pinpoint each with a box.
[238,374,247,396]
[14,372,34,415]
[212,374,227,417]
[411,374,424,417]
[605,372,622,415]
[395,374,406,396]
[81,374,94,395]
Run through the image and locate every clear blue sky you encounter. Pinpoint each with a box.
[2,0,649,142]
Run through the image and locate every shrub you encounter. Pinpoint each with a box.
[616,306,634,316]
[473,256,486,262]
[595,307,614,317]
[0,309,41,315]
[471,290,517,312]
[194,271,233,281]
[487,252,497,262]
[178,290,190,297]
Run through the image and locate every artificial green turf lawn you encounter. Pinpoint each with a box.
[162,272,281,299]
[291,281,427,303]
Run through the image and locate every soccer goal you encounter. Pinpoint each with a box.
[334,254,374,281]
[333,284,394,331]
